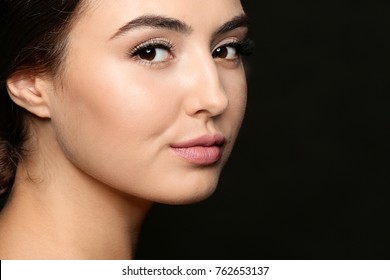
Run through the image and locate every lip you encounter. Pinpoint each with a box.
[170,134,225,165]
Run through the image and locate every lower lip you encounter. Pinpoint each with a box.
[171,146,223,165]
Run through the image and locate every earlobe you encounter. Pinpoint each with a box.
[6,72,52,118]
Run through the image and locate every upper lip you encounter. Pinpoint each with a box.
[171,134,225,148]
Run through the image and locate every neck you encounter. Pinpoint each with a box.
[0,120,152,260]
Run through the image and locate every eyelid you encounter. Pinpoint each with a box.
[213,37,240,51]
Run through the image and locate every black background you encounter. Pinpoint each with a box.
[135,0,390,259]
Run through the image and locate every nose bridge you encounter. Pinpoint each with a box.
[183,46,228,117]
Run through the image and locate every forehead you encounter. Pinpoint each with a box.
[72,0,245,38]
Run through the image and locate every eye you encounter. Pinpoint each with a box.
[212,45,238,60]
[130,39,174,64]
[212,37,255,61]
[136,46,171,62]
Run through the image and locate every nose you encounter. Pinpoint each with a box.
[182,50,229,118]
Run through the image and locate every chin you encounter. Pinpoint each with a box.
[153,176,220,205]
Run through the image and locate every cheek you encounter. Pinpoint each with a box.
[58,61,177,141]
[49,61,189,200]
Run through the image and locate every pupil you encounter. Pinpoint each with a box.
[215,47,227,58]
[140,48,156,60]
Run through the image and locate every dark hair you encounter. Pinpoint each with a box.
[0,0,84,194]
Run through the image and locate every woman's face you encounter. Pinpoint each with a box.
[49,0,249,204]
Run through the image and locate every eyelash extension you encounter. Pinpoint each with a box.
[128,39,175,57]
[223,37,255,56]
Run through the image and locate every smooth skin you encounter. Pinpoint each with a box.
[0,0,248,259]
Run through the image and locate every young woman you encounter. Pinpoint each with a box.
[0,0,253,259]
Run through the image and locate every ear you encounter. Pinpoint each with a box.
[6,72,53,118]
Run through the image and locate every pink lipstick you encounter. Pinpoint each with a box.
[170,134,225,165]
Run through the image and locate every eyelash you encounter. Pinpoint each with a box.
[128,37,254,66]
[225,37,255,57]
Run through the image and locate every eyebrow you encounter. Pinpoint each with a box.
[213,14,249,37]
[110,15,192,39]
[109,14,249,40]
